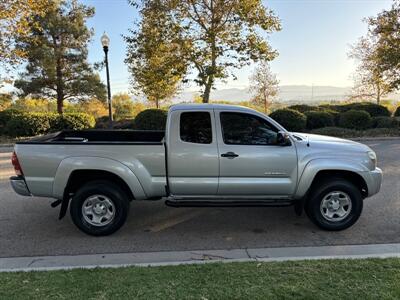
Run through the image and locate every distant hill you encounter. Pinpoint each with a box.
[174,85,400,103]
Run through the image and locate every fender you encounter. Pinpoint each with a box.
[295,158,370,199]
[52,156,147,200]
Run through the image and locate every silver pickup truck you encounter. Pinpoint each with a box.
[10,104,382,236]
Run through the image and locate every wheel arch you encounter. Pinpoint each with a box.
[53,157,147,200]
[307,170,368,199]
[295,158,369,199]
[64,170,135,201]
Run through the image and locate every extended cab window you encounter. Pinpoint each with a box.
[220,112,278,145]
[180,112,212,144]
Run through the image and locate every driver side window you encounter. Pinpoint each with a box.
[220,112,278,145]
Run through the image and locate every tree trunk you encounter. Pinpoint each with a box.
[56,64,64,114]
[56,93,63,114]
[53,35,64,114]
[203,22,216,103]
[156,99,159,109]
[203,78,212,103]
[376,83,381,105]
[264,98,267,113]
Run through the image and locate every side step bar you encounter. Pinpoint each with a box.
[165,199,294,208]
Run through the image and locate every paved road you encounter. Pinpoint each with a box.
[0,140,399,258]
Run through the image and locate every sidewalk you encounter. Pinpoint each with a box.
[1,243,400,272]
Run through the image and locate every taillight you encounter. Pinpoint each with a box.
[11,151,23,176]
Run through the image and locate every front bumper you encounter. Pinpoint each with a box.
[10,176,31,196]
[366,167,383,197]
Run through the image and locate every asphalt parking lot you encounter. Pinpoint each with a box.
[0,139,399,258]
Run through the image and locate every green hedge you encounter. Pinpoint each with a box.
[371,116,399,128]
[51,113,95,131]
[310,126,400,138]
[94,116,110,129]
[3,111,94,137]
[319,102,390,117]
[0,109,23,135]
[95,117,135,130]
[269,109,307,131]
[339,110,372,130]
[344,102,390,117]
[310,127,359,138]
[305,111,334,129]
[287,104,323,114]
[134,109,167,130]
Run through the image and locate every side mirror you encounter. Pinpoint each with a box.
[276,131,291,146]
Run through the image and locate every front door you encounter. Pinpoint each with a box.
[215,111,298,197]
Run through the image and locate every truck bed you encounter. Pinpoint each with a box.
[17,130,165,144]
[15,130,167,199]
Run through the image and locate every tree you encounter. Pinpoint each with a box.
[112,93,145,120]
[0,94,12,111]
[249,61,279,113]
[11,97,56,112]
[13,0,106,114]
[125,0,187,108]
[0,0,54,81]
[349,37,391,104]
[355,1,400,95]
[64,98,109,119]
[131,0,281,103]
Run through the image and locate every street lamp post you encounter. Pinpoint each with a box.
[101,32,113,129]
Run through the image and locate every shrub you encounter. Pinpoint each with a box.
[394,106,400,117]
[371,116,399,128]
[310,127,358,138]
[95,117,134,129]
[3,112,94,137]
[51,113,95,131]
[324,109,340,126]
[310,126,400,138]
[5,112,57,137]
[339,110,372,130]
[344,102,390,117]
[269,109,306,132]
[318,104,347,113]
[0,109,23,135]
[287,104,322,113]
[363,128,400,137]
[305,111,334,129]
[319,102,390,117]
[114,119,135,129]
[134,109,167,130]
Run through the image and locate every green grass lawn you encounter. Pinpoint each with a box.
[1,258,400,299]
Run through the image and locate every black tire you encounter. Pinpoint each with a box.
[305,178,363,231]
[70,180,130,236]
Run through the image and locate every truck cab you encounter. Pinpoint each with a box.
[166,104,297,198]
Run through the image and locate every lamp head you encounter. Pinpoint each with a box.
[101,31,110,48]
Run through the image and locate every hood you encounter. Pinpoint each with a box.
[291,132,371,153]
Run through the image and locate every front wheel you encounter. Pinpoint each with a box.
[70,180,130,236]
[305,178,363,231]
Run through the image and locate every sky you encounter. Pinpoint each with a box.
[83,0,394,95]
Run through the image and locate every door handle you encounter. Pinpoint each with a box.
[221,152,239,158]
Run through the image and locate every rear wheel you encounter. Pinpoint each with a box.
[70,180,130,236]
[305,178,363,231]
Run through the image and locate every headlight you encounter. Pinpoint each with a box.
[367,151,377,169]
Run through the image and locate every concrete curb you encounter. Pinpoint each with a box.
[1,243,400,272]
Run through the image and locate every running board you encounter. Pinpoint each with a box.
[165,199,294,208]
